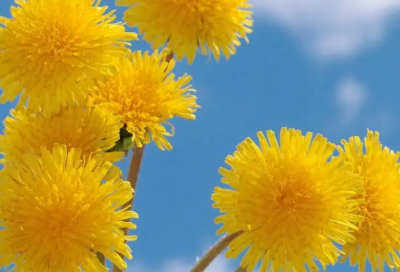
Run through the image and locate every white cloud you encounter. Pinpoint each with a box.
[335,78,367,126]
[252,0,400,58]
[127,255,235,272]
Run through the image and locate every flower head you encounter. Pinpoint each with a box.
[0,105,123,178]
[0,145,137,271]
[339,130,400,272]
[0,0,137,117]
[212,128,364,272]
[116,0,253,64]
[88,50,198,150]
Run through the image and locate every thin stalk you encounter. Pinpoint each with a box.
[189,231,242,272]
[112,146,145,272]
[234,267,247,272]
[126,146,146,203]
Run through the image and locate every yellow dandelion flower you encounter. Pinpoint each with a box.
[88,50,198,150]
[116,0,253,64]
[0,105,123,178]
[212,128,364,272]
[0,145,137,271]
[0,0,137,117]
[339,130,400,272]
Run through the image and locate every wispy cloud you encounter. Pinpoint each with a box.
[335,78,367,126]
[127,255,235,272]
[252,0,400,58]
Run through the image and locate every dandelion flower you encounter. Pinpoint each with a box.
[212,128,364,272]
[0,105,123,177]
[116,0,253,64]
[0,0,137,116]
[339,130,400,272]
[88,50,198,150]
[0,145,137,271]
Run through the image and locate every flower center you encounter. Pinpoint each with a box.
[275,181,313,212]
[32,20,78,62]
[268,164,325,221]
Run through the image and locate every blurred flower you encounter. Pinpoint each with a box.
[339,130,400,272]
[212,128,364,272]
[0,0,136,117]
[0,145,137,271]
[116,0,253,64]
[88,50,198,150]
[0,105,123,178]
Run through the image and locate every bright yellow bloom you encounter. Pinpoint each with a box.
[0,145,137,271]
[0,0,137,117]
[116,0,253,64]
[339,130,400,272]
[88,50,198,150]
[0,105,123,178]
[212,128,364,272]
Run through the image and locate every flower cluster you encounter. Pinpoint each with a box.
[0,0,141,270]
[0,0,252,270]
[1,0,397,272]
[1,0,397,271]
[213,128,400,272]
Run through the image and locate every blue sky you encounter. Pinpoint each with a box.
[1,0,400,271]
